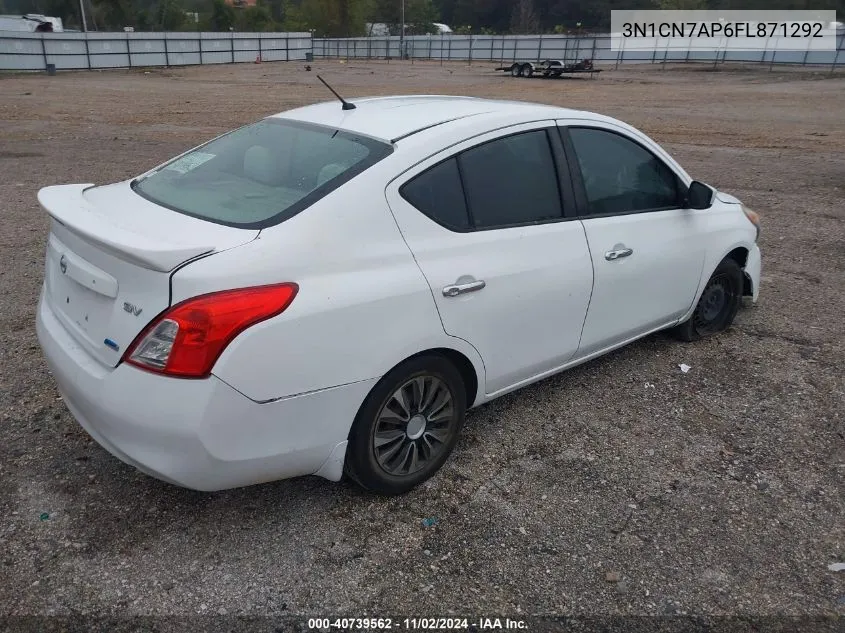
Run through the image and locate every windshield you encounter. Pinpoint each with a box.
[131,118,393,229]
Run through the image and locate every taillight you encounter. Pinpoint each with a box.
[123,283,298,378]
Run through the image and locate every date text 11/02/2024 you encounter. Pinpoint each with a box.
[307,618,528,630]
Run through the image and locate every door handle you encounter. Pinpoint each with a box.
[605,247,633,261]
[442,279,486,297]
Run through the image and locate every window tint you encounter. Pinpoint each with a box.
[400,158,470,230]
[459,131,563,228]
[132,119,392,228]
[569,127,680,216]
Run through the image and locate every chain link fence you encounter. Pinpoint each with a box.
[0,31,312,71]
[313,33,844,69]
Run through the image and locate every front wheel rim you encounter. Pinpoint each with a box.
[373,375,455,476]
[693,273,737,335]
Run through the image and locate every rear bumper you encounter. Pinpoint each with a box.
[36,289,374,491]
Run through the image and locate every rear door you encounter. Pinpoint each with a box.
[40,182,257,367]
[386,122,594,396]
[559,123,708,356]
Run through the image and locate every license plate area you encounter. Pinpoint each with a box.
[46,240,114,347]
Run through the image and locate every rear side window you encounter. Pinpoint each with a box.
[400,158,470,230]
[400,130,564,231]
[459,130,563,228]
[132,119,393,229]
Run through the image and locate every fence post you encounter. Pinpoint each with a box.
[440,33,444,65]
[832,34,843,73]
[801,34,811,66]
[127,32,132,67]
[537,34,543,63]
[231,31,235,63]
[769,35,777,71]
[198,34,203,65]
[468,33,473,65]
[163,34,169,67]
[590,36,596,63]
[82,33,91,70]
[40,33,47,71]
[257,36,261,62]
[615,34,624,69]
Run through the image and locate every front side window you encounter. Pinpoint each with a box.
[132,119,393,228]
[400,130,564,231]
[568,127,681,216]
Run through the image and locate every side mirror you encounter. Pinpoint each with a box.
[686,180,714,210]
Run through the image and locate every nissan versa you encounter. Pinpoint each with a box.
[36,95,761,495]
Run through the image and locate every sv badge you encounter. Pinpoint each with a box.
[123,301,143,317]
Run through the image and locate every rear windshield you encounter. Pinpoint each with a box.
[131,118,393,229]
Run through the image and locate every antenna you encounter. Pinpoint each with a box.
[317,75,356,111]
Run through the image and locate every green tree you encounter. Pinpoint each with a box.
[135,7,152,28]
[94,0,134,27]
[156,0,185,28]
[291,0,370,36]
[239,3,273,30]
[210,0,235,29]
[370,0,438,34]
[657,0,707,8]
[510,0,538,33]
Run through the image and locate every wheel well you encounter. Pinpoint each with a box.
[405,348,479,407]
[725,247,752,296]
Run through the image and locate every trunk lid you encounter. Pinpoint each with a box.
[40,182,258,367]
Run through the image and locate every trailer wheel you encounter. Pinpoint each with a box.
[510,63,521,77]
[522,63,533,78]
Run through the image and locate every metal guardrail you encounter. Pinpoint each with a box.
[0,31,312,71]
[313,33,845,69]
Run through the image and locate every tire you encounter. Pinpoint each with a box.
[673,258,744,342]
[344,355,467,495]
[510,63,521,77]
[522,63,533,78]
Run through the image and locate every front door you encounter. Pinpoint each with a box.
[561,124,708,356]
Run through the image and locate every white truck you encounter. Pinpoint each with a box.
[0,14,64,32]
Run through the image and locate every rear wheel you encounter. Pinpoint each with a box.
[344,355,467,495]
[673,258,743,342]
[522,63,534,78]
[510,63,521,77]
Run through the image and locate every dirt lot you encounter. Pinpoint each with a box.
[0,60,843,624]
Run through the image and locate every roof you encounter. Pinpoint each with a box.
[273,96,583,143]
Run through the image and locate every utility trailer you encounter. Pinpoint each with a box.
[496,58,601,79]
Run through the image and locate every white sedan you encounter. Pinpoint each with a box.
[36,95,761,495]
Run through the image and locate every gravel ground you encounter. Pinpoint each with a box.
[0,61,843,625]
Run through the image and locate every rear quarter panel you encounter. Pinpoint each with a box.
[170,165,485,404]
